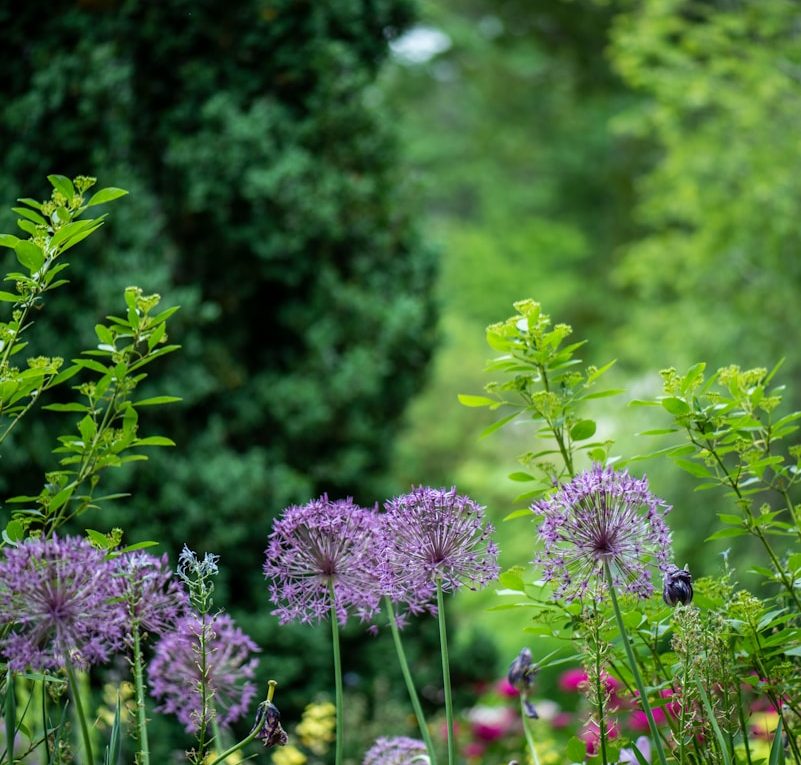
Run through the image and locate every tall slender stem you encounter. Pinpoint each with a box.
[131,625,150,765]
[40,679,51,765]
[329,583,344,765]
[64,658,94,765]
[603,564,668,765]
[385,598,437,765]
[520,697,541,765]
[436,580,455,765]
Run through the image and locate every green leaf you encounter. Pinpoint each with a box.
[661,397,690,415]
[705,527,748,541]
[768,716,785,765]
[499,570,526,591]
[457,394,497,407]
[673,457,713,478]
[86,187,128,207]
[479,411,518,439]
[628,739,651,765]
[581,388,625,399]
[566,737,586,763]
[695,679,732,765]
[85,529,114,550]
[0,234,20,249]
[133,395,182,407]
[503,508,532,521]
[570,419,596,441]
[3,519,24,543]
[0,291,19,302]
[508,471,535,482]
[43,402,91,413]
[12,206,47,225]
[14,240,44,271]
[134,436,176,447]
[114,540,159,555]
[47,174,75,198]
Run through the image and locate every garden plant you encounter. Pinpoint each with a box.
[0,179,799,765]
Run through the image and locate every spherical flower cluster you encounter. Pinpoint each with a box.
[532,465,673,602]
[0,535,125,670]
[363,736,428,765]
[115,552,187,637]
[264,496,382,625]
[148,613,259,732]
[380,487,499,605]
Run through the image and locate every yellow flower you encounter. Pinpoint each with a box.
[203,751,243,765]
[96,681,135,729]
[296,702,335,754]
[272,745,308,765]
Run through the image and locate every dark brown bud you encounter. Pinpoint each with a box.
[663,564,693,607]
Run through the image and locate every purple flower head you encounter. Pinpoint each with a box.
[532,465,673,602]
[263,495,382,625]
[115,552,188,637]
[0,535,125,671]
[363,737,428,765]
[380,487,499,604]
[148,613,259,732]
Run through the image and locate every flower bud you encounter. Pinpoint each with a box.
[662,564,693,606]
[253,700,288,748]
[507,647,538,693]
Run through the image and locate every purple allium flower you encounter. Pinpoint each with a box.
[148,613,259,732]
[380,487,499,603]
[115,552,188,637]
[0,535,125,671]
[363,736,428,765]
[662,564,693,607]
[532,465,673,602]
[263,495,382,625]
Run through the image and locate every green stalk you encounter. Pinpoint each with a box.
[435,580,455,765]
[594,653,608,765]
[603,564,668,765]
[64,658,94,765]
[131,625,150,765]
[520,697,541,765]
[329,583,344,765]
[196,618,212,761]
[40,679,50,765]
[207,681,278,765]
[385,598,437,765]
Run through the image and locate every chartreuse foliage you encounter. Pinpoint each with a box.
[464,300,801,764]
[0,177,179,545]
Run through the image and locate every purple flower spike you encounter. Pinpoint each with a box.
[0,535,125,671]
[263,495,382,625]
[148,613,259,732]
[380,487,499,604]
[115,552,188,637]
[363,736,428,765]
[532,465,673,602]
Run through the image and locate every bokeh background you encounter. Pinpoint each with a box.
[2,0,800,761]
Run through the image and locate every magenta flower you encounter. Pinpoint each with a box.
[380,487,499,605]
[263,495,382,625]
[115,552,188,637]
[148,613,259,732]
[363,736,427,765]
[532,466,673,602]
[0,535,125,670]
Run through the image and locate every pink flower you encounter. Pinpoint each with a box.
[551,712,573,729]
[463,742,486,759]
[559,668,588,692]
[581,719,620,754]
[497,678,519,697]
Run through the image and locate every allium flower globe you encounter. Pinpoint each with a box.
[380,487,499,605]
[0,535,125,670]
[148,613,259,731]
[532,465,672,602]
[363,736,428,765]
[116,552,188,636]
[263,496,382,625]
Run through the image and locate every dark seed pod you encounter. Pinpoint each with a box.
[663,564,693,607]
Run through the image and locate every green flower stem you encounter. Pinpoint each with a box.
[603,563,668,765]
[131,624,150,765]
[211,717,225,757]
[197,619,212,760]
[207,681,278,765]
[40,679,50,765]
[64,658,94,765]
[436,580,455,765]
[384,598,438,765]
[594,655,608,765]
[520,698,541,765]
[329,583,344,765]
